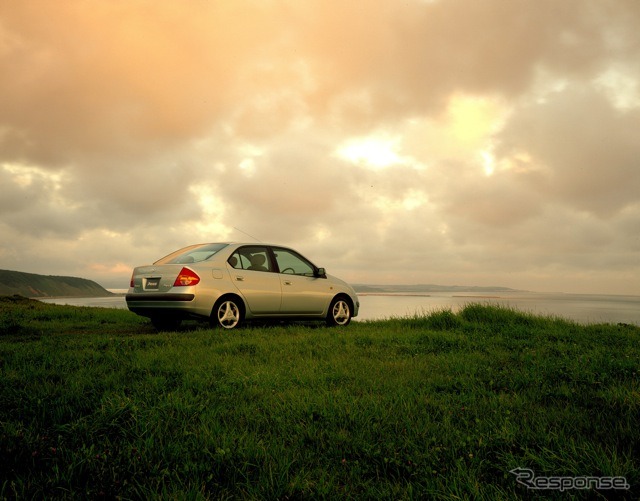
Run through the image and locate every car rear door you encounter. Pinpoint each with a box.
[228,246,281,314]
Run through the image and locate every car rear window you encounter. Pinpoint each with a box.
[155,243,228,265]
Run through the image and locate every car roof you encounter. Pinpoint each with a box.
[200,242,291,248]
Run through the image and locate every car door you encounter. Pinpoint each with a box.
[272,247,331,314]
[228,246,282,314]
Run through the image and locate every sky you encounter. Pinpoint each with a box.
[1,0,639,294]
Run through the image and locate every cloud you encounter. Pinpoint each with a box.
[496,85,640,218]
[0,0,638,294]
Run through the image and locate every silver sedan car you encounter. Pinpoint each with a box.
[126,243,359,330]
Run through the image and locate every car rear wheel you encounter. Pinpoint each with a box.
[212,298,243,329]
[326,297,352,327]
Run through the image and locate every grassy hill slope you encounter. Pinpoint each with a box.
[0,269,113,297]
[1,298,638,498]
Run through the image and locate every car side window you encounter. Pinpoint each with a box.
[273,248,315,276]
[229,246,272,272]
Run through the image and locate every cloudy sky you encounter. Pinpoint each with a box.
[1,0,639,294]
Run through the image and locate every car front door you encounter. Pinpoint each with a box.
[272,247,331,314]
[228,246,281,314]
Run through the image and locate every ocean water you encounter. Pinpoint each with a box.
[355,292,640,326]
[37,290,640,326]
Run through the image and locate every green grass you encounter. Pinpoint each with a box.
[1,295,639,499]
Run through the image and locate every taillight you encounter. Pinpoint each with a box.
[130,273,135,288]
[173,268,200,287]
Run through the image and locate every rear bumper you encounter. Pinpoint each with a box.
[125,293,195,302]
[126,293,196,318]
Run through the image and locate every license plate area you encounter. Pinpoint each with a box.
[144,277,161,290]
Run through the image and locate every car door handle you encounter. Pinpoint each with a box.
[283,280,292,285]
[235,276,244,281]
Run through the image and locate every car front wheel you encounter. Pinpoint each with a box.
[326,297,352,327]
[212,298,243,329]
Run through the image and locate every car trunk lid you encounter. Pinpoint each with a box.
[131,264,191,293]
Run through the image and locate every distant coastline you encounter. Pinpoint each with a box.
[357,293,432,297]
[453,295,502,299]
[353,284,520,294]
[0,269,113,298]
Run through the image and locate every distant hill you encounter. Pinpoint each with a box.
[353,284,520,294]
[0,269,114,298]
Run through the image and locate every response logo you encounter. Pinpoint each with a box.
[510,468,630,492]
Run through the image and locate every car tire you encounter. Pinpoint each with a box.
[326,296,352,327]
[150,316,182,331]
[212,298,243,330]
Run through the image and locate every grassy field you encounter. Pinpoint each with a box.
[0,295,638,499]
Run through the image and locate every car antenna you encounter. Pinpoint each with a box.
[233,226,263,243]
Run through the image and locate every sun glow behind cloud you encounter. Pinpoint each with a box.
[446,95,507,146]
[481,150,496,176]
[336,134,402,169]
[187,185,230,240]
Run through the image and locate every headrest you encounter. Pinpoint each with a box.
[251,254,266,265]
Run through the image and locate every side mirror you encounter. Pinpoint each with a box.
[315,267,326,278]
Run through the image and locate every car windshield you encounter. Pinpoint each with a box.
[154,243,228,265]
